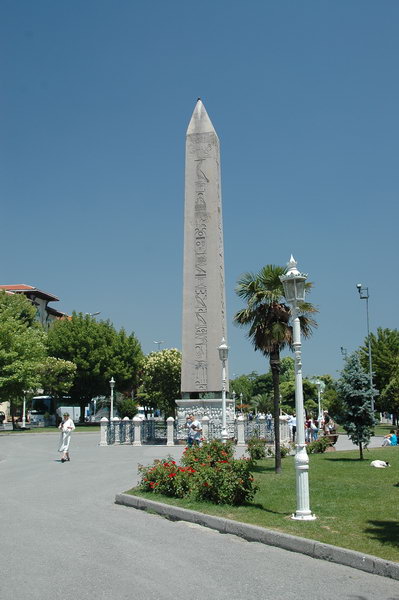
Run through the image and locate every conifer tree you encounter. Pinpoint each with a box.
[336,353,376,460]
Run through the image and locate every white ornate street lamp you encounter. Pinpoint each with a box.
[218,338,229,443]
[280,255,316,521]
[315,380,324,424]
[22,391,27,429]
[110,377,115,420]
[356,283,374,412]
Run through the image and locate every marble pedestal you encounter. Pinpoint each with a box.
[175,398,235,441]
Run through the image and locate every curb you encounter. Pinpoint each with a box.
[115,492,399,581]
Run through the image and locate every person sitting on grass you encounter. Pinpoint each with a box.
[381,430,398,447]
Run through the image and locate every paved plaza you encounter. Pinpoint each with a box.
[0,432,397,600]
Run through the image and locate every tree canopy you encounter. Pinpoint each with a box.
[336,353,376,459]
[234,265,317,473]
[38,357,77,398]
[139,348,181,416]
[47,312,143,418]
[0,291,47,419]
[360,327,399,414]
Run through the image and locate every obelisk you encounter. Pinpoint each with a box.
[180,99,229,399]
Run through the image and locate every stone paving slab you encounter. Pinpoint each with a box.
[115,492,399,581]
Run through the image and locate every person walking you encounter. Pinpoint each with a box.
[58,412,75,462]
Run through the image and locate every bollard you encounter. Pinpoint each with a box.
[132,416,142,446]
[112,417,121,444]
[236,415,246,446]
[166,416,175,446]
[259,415,266,438]
[201,415,210,441]
[122,416,131,444]
[100,417,109,446]
[279,417,290,444]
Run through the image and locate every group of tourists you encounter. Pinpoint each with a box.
[286,411,336,443]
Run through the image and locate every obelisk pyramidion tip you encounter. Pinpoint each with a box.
[186,99,216,135]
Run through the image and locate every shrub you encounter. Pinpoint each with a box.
[306,437,330,454]
[267,444,292,458]
[189,458,258,505]
[280,444,292,458]
[138,441,258,506]
[138,458,190,497]
[246,437,267,461]
[182,439,234,468]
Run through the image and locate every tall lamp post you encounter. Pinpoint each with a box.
[280,255,316,521]
[356,284,374,412]
[110,377,115,420]
[22,391,27,429]
[218,338,229,443]
[315,380,324,424]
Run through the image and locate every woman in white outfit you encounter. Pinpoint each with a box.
[58,412,75,462]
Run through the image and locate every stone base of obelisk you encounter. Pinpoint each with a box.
[175,398,235,442]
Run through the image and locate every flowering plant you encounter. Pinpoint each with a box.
[182,439,234,468]
[138,441,258,506]
[246,437,268,462]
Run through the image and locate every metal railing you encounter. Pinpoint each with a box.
[103,417,282,446]
[140,420,168,444]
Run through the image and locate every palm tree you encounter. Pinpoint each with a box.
[234,264,318,473]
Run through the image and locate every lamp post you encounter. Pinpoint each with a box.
[153,340,164,351]
[315,380,323,424]
[110,377,115,420]
[356,284,374,412]
[280,255,316,521]
[232,390,236,417]
[22,392,26,429]
[218,338,229,443]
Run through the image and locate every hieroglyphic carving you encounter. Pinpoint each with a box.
[217,162,226,339]
[194,158,209,390]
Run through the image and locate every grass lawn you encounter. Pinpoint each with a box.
[335,423,395,437]
[0,425,100,434]
[128,446,399,562]
[373,423,397,437]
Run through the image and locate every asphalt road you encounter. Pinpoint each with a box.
[0,432,397,600]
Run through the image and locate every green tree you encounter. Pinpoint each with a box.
[230,373,256,404]
[140,349,181,416]
[280,379,318,415]
[39,357,77,397]
[234,264,317,473]
[116,396,138,419]
[0,291,46,426]
[280,356,295,382]
[252,372,273,397]
[360,328,399,410]
[379,370,399,425]
[336,353,376,460]
[47,313,143,421]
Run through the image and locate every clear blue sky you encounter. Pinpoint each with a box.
[1,1,398,381]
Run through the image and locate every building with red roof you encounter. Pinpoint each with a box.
[0,284,68,328]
